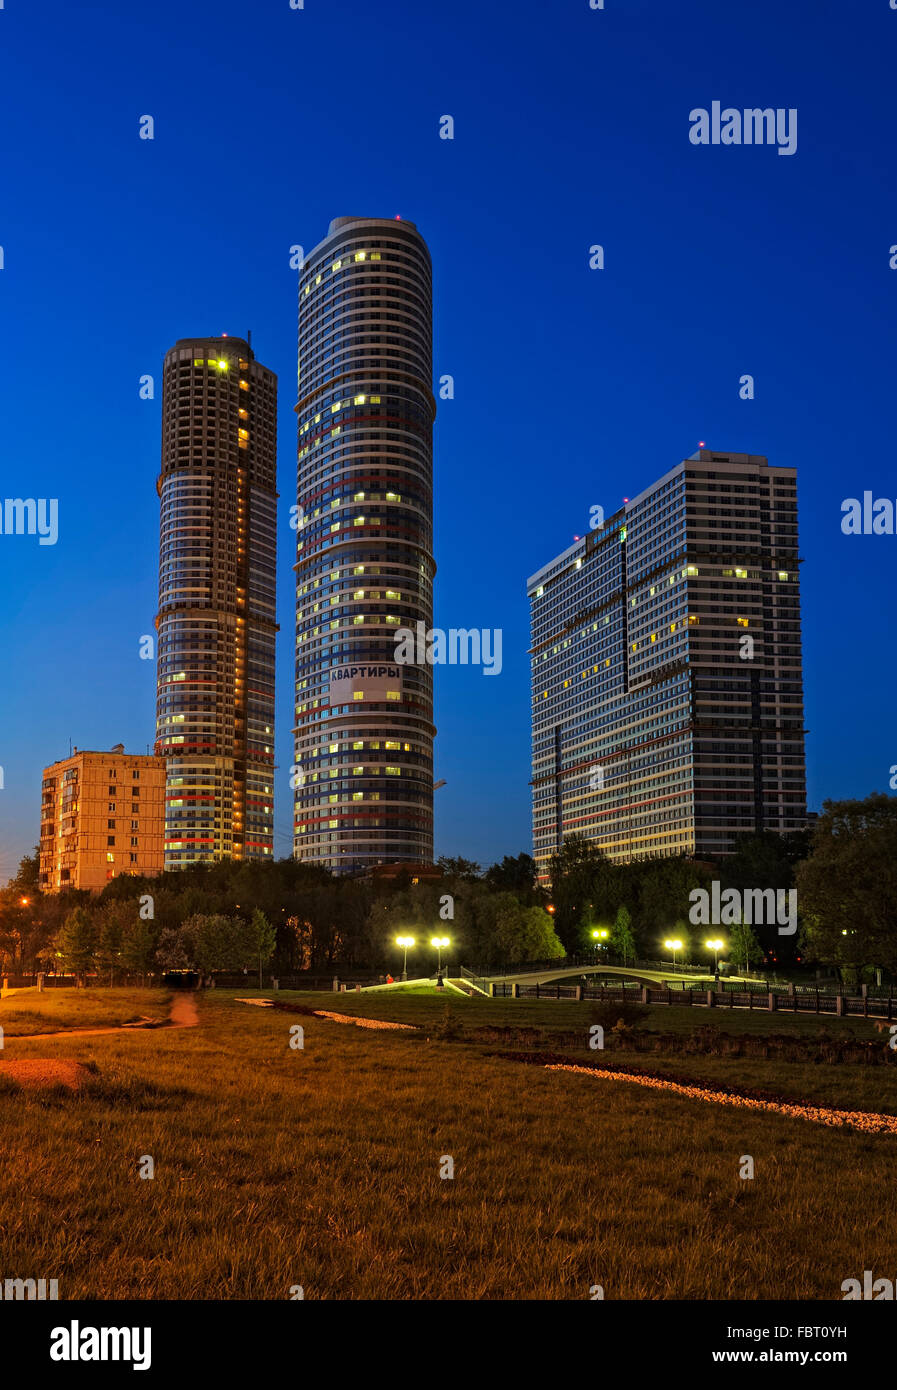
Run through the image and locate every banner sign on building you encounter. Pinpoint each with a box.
[328,664,403,705]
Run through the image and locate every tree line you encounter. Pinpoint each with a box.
[0,794,894,983]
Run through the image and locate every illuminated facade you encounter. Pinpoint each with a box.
[294,217,435,872]
[39,748,165,892]
[528,450,807,878]
[155,336,277,867]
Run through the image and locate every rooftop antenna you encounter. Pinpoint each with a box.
[247,329,252,354]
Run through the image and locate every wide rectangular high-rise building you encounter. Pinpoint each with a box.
[39,747,165,892]
[155,336,278,867]
[293,217,436,873]
[528,450,807,879]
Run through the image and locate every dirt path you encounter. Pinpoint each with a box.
[2,992,200,1042]
[169,992,199,1028]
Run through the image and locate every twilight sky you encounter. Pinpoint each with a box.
[1,0,895,882]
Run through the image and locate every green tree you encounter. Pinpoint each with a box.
[484,854,537,899]
[518,905,565,963]
[548,835,611,951]
[437,856,482,881]
[729,917,764,975]
[120,915,157,983]
[55,906,98,983]
[251,908,277,989]
[95,902,125,984]
[797,794,897,978]
[610,904,636,965]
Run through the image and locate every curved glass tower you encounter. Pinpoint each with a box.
[155,336,278,867]
[294,216,436,872]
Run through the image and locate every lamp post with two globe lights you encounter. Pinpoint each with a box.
[431,935,450,987]
[664,937,683,971]
[706,937,725,983]
[395,934,415,982]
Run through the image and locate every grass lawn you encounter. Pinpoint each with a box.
[1,987,895,1299]
[271,988,897,1115]
[0,986,171,1036]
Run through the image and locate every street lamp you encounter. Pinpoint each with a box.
[395,934,414,982]
[591,928,609,955]
[664,938,683,969]
[706,938,725,977]
[430,935,450,975]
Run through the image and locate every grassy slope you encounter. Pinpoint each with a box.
[0,989,895,1299]
[0,987,171,1036]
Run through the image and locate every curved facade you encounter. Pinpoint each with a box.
[294,217,435,872]
[155,336,278,867]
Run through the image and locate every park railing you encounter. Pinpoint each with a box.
[488,978,897,1019]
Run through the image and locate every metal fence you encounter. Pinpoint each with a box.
[489,979,896,1019]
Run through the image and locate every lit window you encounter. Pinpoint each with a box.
[354,394,366,404]
[386,691,400,701]
[239,379,249,391]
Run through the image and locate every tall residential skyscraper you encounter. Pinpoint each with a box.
[528,450,806,879]
[39,747,165,892]
[155,336,278,868]
[294,217,436,872]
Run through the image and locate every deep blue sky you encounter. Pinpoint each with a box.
[1,0,895,883]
